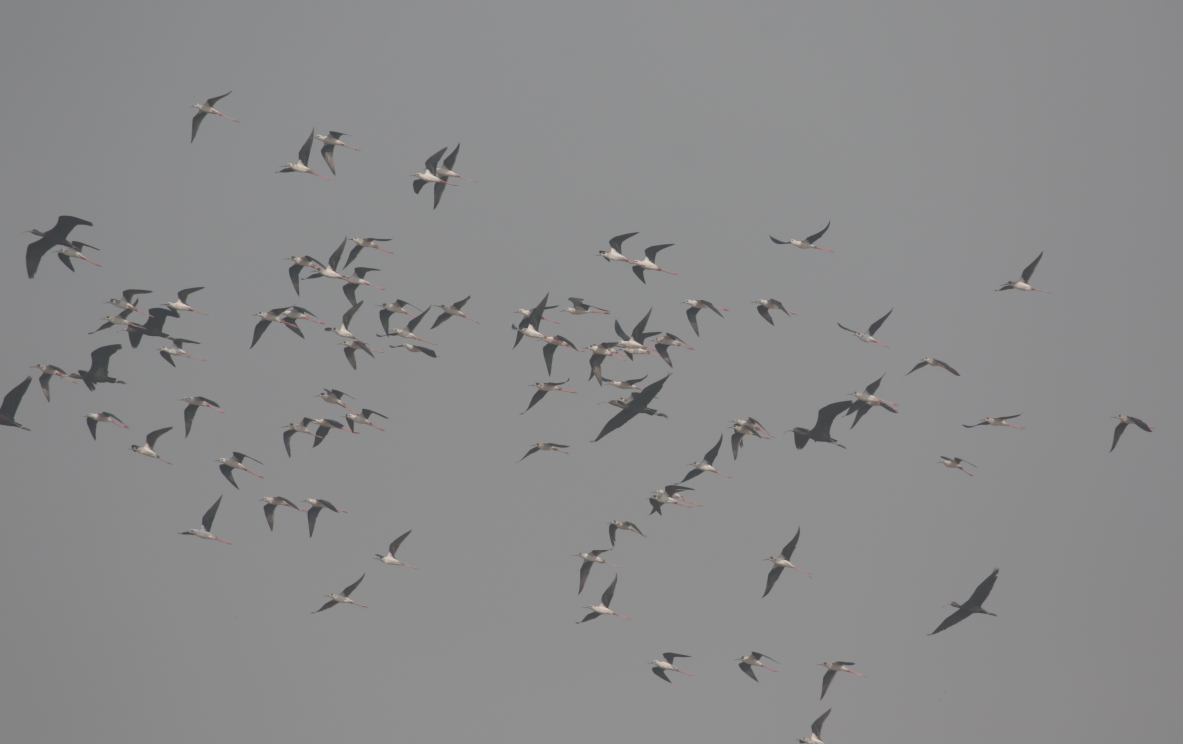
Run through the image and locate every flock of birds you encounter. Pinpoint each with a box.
[5,90,1160,743]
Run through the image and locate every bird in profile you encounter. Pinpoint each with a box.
[771,221,832,252]
[608,520,644,546]
[85,412,128,440]
[737,652,778,682]
[130,427,173,464]
[631,243,677,283]
[577,574,630,623]
[181,397,223,437]
[72,344,125,390]
[127,307,181,348]
[837,308,893,347]
[997,251,1049,292]
[682,434,731,482]
[25,216,93,278]
[929,568,999,635]
[907,357,959,376]
[412,147,458,208]
[0,377,34,431]
[313,574,366,612]
[682,299,727,336]
[159,338,205,367]
[261,496,304,531]
[818,662,865,699]
[375,530,418,568]
[57,240,101,272]
[651,653,693,682]
[789,401,853,450]
[325,301,364,341]
[963,414,1024,430]
[564,297,609,315]
[845,374,898,429]
[315,131,358,176]
[190,92,237,142]
[277,129,331,180]
[1110,414,1153,452]
[251,308,303,349]
[518,442,569,461]
[216,452,264,489]
[304,499,346,537]
[432,296,479,328]
[308,418,353,447]
[522,380,576,414]
[341,339,379,370]
[179,496,231,544]
[939,456,976,475]
[345,409,388,432]
[282,418,323,457]
[391,343,438,359]
[435,143,476,183]
[763,527,811,597]
[377,300,422,334]
[598,232,638,264]
[753,298,797,325]
[31,364,77,402]
[163,287,208,315]
[798,709,832,744]
[378,306,434,345]
[575,550,619,593]
[593,374,671,442]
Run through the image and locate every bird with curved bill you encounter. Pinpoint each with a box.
[24,216,93,278]
[789,401,852,450]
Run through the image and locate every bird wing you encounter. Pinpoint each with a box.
[523,389,550,415]
[88,344,121,378]
[541,344,558,376]
[763,565,784,597]
[965,568,999,608]
[1021,251,1043,282]
[820,669,837,699]
[341,574,365,597]
[433,180,446,209]
[865,374,885,395]
[0,376,32,421]
[578,611,600,624]
[219,463,238,489]
[321,142,337,175]
[930,605,972,635]
[282,428,295,457]
[814,401,852,437]
[769,235,790,244]
[632,265,647,284]
[388,530,411,556]
[813,709,831,736]
[453,296,471,311]
[297,129,315,166]
[628,373,668,410]
[518,446,540,462]
[86,416,98,440]
[793,430,810,450]
[25,235,57,279]
[739,663,759,682]
[664,652,689,663]
[146,427,171,448]
[849,402,871,429]
[526,293,550,329]
[201,496,222,532]
[1130,416,1153,432]
[593,405,647,443]
[263,503,277,531]
[686,307,701,336]
[176,287,202,303]
[752,652,778,663]
[412,179,427,194]
[608,523,618,546]
[342,283,360,307]
[836,322,857,334]
[443,143,460,171]
[328,237,347,270]
[313,598,338,613]
[608,232,637,251]
[644,243,672,261]
[757,305,774,325]
[190,110,208,142]
[652,667,671,682]
[963,421,986,428]
[37,372,53,402]
[306,507,322,536]
[782,527,802,561]
[934,358,960,376]
[342,301,363,330]
[424,147,447,174]
[578,560,593,593]
[406,307,429,333]
[805,221,831,245]
[206,91,231,106]
[343,242,364,269]
[287,263,304,295]
[159,351,176,367]
[731,431,744,460]
[57,253,75,271]
[1109,422,1127,451]
[868,308,893,337]
[906,360,926,375]
[250,318,271,349]
[601,574,618,606]
[704,433,723,464]
[430,310,452,329]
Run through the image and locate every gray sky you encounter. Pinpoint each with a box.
[2,2,1181,741]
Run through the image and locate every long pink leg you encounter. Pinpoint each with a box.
[79,256,102,267]
[677,669,694,676]
[215,538,232,544]
[557,389,577,394]
[962,469,973,476]
[158,458,172,465]
[542,317,561,324]
[463,316,481,324]
[714,471,732,478]
[114,422,129,428]
[371,425,387,432]
[817,247,833,253]
[763,666,778,672]
[658,269,678,275]
[848,671,867,676]
[791,566,812,578]
[555,450,568,454]
[873,340,890,348]
[412,336,437,345]
[374,246,394,254]
[604,561,621,567]
[1007,424,1026,429]
[243,468,264,479]
[187,309,210,315]
[214,112,239,122]
[309,170,332,181]
[340,144,360,151]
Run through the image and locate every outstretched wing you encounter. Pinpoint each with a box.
[297,129,315,166]
[868,308,893,337]
[1021,251,1043,282]
[805,221,831,245]
[341,574,365,597]
[201,496,223,532]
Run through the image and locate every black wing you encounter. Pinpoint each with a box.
[321,142,337,175]
[424,147,447,174]
[405,306,430,333]
[388,530,411,556]
[307,506,322,536]
[632,265,647,283]
[763,566,784,598]
[87,416,98,440]
[864,374,885,395]
[263,503,277,531]
[201,496,222,532]
[1129,416,1153,432]
[297,129,315,166]
[314,598,339,613]
[906,360,927,375]
[781,527,802,561]
[652,667,671,682]
[1021,251,1043,282]
[739,663,759,682]
[812,709,831,736]
[88,344,122,379]
[601,574,618,606]
[219,463,238,489]
[820,669,837,699]
[813,401,852,438]
[433,180,446,209]
[578,561,593,594]
[769,235,790,244]
[686,307,701,336]
[965,568,999,608]
[190,110,208,143]
[57,253,74,271]
[443,143,460,171]
[1,376,33,421]
[805,221,831,245]
[644,243,672,262]
[868,308,893,337]
[703,433,723,464]
[523,388,548,414]
[608,523,618,546]
[1110,423,1128,451]
[930,605,973,635]
[731,431,744,460]
[608,232,637,251]
[934,359,960,376]
[757,305,774,325]
[542,343,558,376]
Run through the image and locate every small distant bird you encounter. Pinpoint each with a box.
[649,485,695,515]
[282,418,323,457]
[771,221,832,252]
[31,364,77,402]
[519,442,569,462]
[632,244,677,283]
[0,377,34,431]
[190,92,237,142]
[818,662,865,700]
[593,374,671,442]
[285,256,322,295]
[753,298,797,325]
[277,129,331,180]
[57,241,101,272]
[316,131,358,176]
[346,409,388,432]
[304,499,346,538]
[412,147,458,209]
[308,418,353,447]
[575,550,619,594]
[90,307,144,335]
[846,374,898,429]
[939,456,976,475]
[86,412,128,440]
[24,216,94,278]
[997,251,1048,292]
[431,296,479,328]
[349,237,394,264]
[729,418,772,460]
[651,653,693,682]
[604,375,647,392]
[391,343,438,358]
[789,401,853,450]
[963,414,1024,430]
[325,301,364,340]
[598,232,638,264]
[72,344,125,390]
[577,574,631,623]
[798,709,832,744]
[182,396,223,437]
[179,496,231,544]
[523,380,576,414]
[435,143,476,182]
[251,308,303,349]
[318,389,358,415]
[375,530,418,568]
[340,268,384,305]
[652,332,694,368]
[216,452,264,489]
[1110,415,1153,452]
[930,568,999,635]
[682,434,731,482]
[378,306,435,345]
[340,339,379,370]
[313,574,366,612]
[683,300,727,336]
[163,287,208,315]
[763,527,811,597]
[907,357,960,376]
[837,308,892,347]
[130,427,172,464]
[377,300,422,334]
[106,289,150,317]
[564,298,610,315]
[261,496,304,531]
[737,652,778,682]
[608,520,644,546]
[159,338,205,367]
[127,307,181,349]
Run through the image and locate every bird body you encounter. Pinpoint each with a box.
[963,414,1024,430]
[164,287,207,315]
[578,574,630,622]
[179,496,230,544]
[939,456,976,475]
[819,662,865,699]
[261,496,304,531]
[278,129,331,180]
[798,709,832,744]
[608,520,644,546]
[598,232,638,263]
[771,221,831,252]
[575,550,619,593]
[930,568,999,634]
[651,653,692,681]
[375,530,418,568]
[764,528,812,597]
[25,216,94,278]
[314,574,366,612]
[737,652,778,681]
[191,92,237,142]
[753,299,797,325]
[130,427,172,464]
[85,411,128,439]
[998,251,1048,292]
[907,357,959,376]
[1110,414,1153,452]
[837,308,892,347]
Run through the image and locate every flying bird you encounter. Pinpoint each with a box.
[341,339,379,370]
[105,289,152,316]
[72,344,125,390]
[519,442,569,461]
[598,232,638,264]
[179,496,231,544]
[753,298,797,325]
[818,662,865,700]
[377,300,422,334]
[0,377,34,431]
[31,364,77,402]
[86,412,128,440]
[130,427,173,464]
[431,296,479,328]
[771,221,832,252]
[181,396,223,437]
[593,374,671,442]
[435,143,476,182]
[190,92,237,142]
[651,484,700,508]
[376,530,418,568]
[217,452,264,489]
[682,434,731,481]
[837,308,892,347]
[930,568,999,635]
[391,343,438,358]
[308,418,353,447]
[163,287,208,315]
[378,306,435,345]
[89,307,144,335]
[316,131,358,176]
[523,380,576,414]
[846,374,898,428]
[24,216,93,278]
[907,357,959,376]
[651,653,693,682]
[652,332,693,368]
[261,496,304,531]
[57,241,101,272]
[346,238,393,269]
[284,256,321,295]
[608,520,644,546]
[737,652,778,682]
[564,298,609,315]
[346,409,388,432]
[1110,415,1153,452]
[127,307,181,348]
[325,301,365,340]
[998,251,1049,292]
[577,574,631,623]
[963,414,1024,430]
[251,308,303,348]
[159,338,205,366]
[632,243,677,283]
[682,299,727,336]
[798,709,832,744]
[575,550,619,594]
[313,574,366,612]
[939,456,976,475]
[763,527,811,597]
[304,499,346,538]
[277,129,331,180]
[412,147,458,208]
[282,418,323,457]
[789,401,853,450]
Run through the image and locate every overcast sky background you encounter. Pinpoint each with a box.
[2,2,1180,742]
